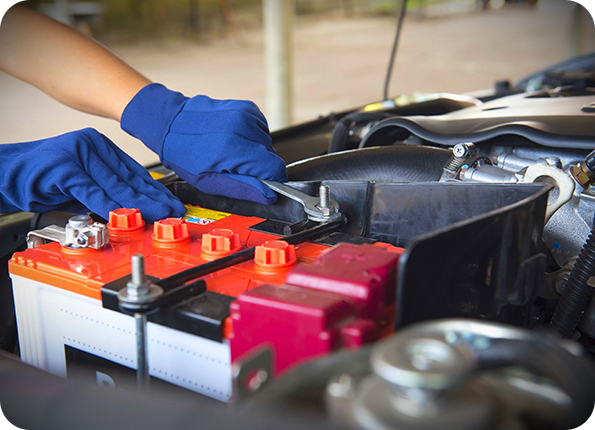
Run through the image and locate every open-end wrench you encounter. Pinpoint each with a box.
[259,179,341,223]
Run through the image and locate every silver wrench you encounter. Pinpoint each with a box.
[260,180,341,223]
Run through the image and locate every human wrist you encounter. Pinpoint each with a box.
[120,83,188,158]
[112,75,152,122]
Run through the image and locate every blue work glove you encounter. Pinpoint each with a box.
[121,83,287,205]
[0,128,186,221]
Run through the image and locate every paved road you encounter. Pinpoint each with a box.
[0,0,593,166]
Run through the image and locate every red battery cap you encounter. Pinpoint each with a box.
[153,218,191,244]
[254,241,297,270]
[201,229,241,257]
[107,208,145,234]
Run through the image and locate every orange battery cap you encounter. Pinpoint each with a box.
[201,229,242,257]
[108,208,145,234]
[254,240,297,270]
[153,218,191,244]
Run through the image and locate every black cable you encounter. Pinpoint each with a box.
[155,216,345,291]
[383,0,408,101]
[328,112,391,154]
[549,220,595,338]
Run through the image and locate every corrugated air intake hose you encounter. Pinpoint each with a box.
[287,145,452,182]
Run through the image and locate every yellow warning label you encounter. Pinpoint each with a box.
[149,171,165,179]
[183,205,230,226]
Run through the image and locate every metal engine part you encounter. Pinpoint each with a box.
[450,146,595,267]
[323,320,595,430]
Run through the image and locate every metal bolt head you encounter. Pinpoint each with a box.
[76,234,89,246]
[318,207,331,217]
[118,254,163,306]
[453,144,468,158]
[571,164,594,188]
[372,337,474,391]
[68,214,93,229]
[453,143,476,159]
[317,184,335,217]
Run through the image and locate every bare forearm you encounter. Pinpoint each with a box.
[0,5,150,121]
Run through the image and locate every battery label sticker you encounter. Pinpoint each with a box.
[183,205,231,225]
[65,345,201,397]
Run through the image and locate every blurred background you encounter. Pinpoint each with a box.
[0,0,593,166]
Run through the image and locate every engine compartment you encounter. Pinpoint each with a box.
[2,54,595,430]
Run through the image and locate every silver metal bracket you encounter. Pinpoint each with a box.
[232,347,273,403]
[523,164,575,222]
[27,215,109,250]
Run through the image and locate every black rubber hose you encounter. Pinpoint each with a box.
[549,221,595,338]
[328,112,391,154]
[476,337,595,429]
[287,145,451,182]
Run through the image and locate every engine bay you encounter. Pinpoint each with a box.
[2,54,595,430]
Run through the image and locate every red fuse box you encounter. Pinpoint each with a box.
[229,243,403,375]
[286,243,403,319]
[229,284,377,375]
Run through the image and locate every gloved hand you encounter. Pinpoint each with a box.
[121,83,287,205]
[0,128,186,221]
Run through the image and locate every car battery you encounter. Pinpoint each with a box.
[9,205,403,401]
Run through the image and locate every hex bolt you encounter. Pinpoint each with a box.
[316,184,334,218]
[319,184,330,210]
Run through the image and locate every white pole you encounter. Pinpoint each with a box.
[263,0,294,131]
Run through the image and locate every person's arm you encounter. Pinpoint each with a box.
[0,4,149,121]
[0,4,287,205]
